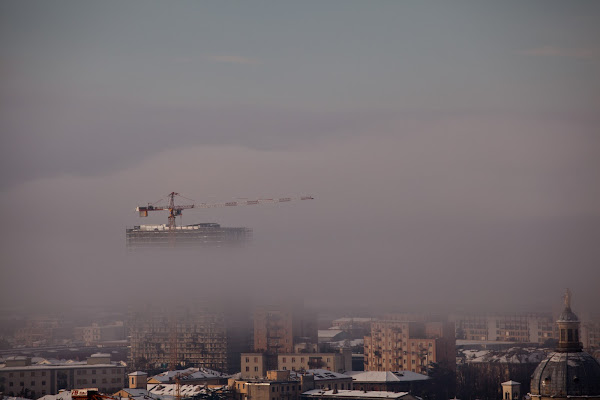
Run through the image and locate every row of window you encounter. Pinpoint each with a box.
[76,369,121,375]
[8,380,46,387]
[8,371,47,378]
[76,377,121,384]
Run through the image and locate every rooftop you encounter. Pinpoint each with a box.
[344,371,430,383]
[302,389,414,399]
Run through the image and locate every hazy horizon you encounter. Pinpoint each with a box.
[1,1,599,316]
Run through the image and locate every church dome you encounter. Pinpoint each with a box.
[530,351,600,397]
[529,289,600,399]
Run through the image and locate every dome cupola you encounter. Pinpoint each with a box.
[529,289,600,399]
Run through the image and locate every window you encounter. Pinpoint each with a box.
[246,357,249,363]
[246,367,249,372]
[31,372,35,377]
[254,367,258,372]
[20,373,24,378]
[283,367,287,370]
[92,379,96,384]
[31,381,35,386]
[272,388,275,393]
[282,357,286,363]
[254,357,258,362]
[9,382,13,387]
[103,369,107,375]
[292,358,295,363]
[102,379,107,384]
[411,360,415,365]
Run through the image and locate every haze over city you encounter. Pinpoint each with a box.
[1,1,599,314]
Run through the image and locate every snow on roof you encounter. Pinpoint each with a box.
[501,380,521,386]
[38,392,73,400]
[458,347,548,364]
[129,371,148,376]
[319,330,345,338]
[150,367,229,382]
[303,389,411,399]
[290,369,352,381]
[0,361,122,371]
[148,383,226,397]
[343,371,430,382]
[327,339,364,349]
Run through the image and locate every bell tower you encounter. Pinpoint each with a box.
[556,289,582,352]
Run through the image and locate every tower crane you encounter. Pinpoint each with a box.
[135,192,314,244]
[134,191,313,369]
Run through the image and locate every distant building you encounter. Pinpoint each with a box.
[331,318,373,340]
[0,353,125,398]
[253,306,318,354]
[363,317,455,374]
[253,305,318,370]
[450,313,556,343]
[241,350,352,379]
[128,307,250,374]
[79,322,125,346]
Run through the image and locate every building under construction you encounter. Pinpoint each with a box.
[128,307,251,374]
[125,223,252,249]
[127,192,312,249]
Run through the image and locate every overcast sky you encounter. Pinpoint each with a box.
[1,1,599,315]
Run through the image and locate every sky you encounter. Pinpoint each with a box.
[1,1,599,315]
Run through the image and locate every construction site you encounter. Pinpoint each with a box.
[126,192,312,249]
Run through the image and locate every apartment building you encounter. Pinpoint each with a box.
[0,354,125,398]
[241,350,352,379]
[364,319,455,374]
[128,307,250,373]
[451,313,557,343]
[80,322,126,346]
[254,306,318,355]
